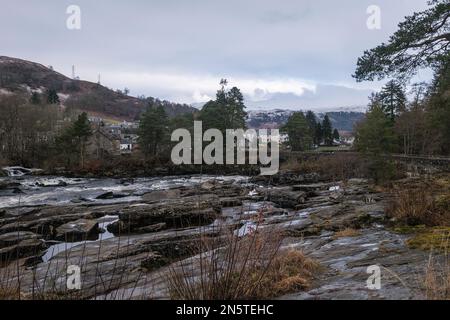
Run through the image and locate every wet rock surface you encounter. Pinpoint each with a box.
[0,173,436,299]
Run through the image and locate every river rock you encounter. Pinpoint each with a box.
[140,253,169,271]
[262,187,307,208]
[0,231,42,248]
[0,238,46,263]
[96,192,128,200]
[108,194,221,235]
[220,197,243,207]
[143,189,181,203]
[136,223,167,233]
[55,219,100,242]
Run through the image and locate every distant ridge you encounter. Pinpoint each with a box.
[247,109,364,132]
[0,56,196,120]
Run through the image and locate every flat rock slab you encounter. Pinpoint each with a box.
[0,238,46,262]
[0,231,42,248]
[55,219,100,242]
[110,194,221,234]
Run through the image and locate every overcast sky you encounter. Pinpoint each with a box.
[0,0,432,111]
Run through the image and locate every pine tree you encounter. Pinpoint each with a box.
[281,112,313,151]
[47,89,60,104]
[333,129,340,141]
[200,80,247,133]
[315,122,323,146]
[354,0,450,82]
[138,105,169,157]
[71,112,92,168]
[57,112,92,168]
[226,86,247,129]
[378,80,406,121]
[354,106,396,155]
[305,111,318,145]
[322,115,333,146]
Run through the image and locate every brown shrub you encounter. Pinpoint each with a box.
[333,228,361,239]
[423,246,450,300]
[166,226,319,300]
[281,153,369,181]
[388,176,450,227]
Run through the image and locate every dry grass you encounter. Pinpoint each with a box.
[388,174,450,227]
[423,234,450,300]
[281,153,371,182]
[166,225,319,300]
[0,287,21,300]
[333,228,361,240]
[389,189,444,226]
[256,250,319,298]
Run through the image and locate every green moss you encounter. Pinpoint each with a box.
[406,227,450,251]
[435,194,450,211]
[392,225,427,234]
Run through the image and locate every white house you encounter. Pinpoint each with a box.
[120,139,133,153]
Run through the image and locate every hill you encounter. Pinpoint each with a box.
[0,56,195,120]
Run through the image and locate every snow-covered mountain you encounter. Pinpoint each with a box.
[246,109,365,132]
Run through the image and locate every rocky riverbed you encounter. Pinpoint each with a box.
[0,172,438,300]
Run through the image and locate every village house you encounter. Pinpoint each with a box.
[86,127,121,159]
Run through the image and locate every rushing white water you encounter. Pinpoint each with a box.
[42,215,119,262]
[0,175,249,208]
[2,166,33,177]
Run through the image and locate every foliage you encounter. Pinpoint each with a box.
[333,129,340,141]
[378,80,407,121]
[46,89,60,104]
[138,105,169,157]
[354,0,450,82]
[56,112,92,168]
[355,105,396,155]
[200,80,247,133]
[321,115,333,146]
[281,112,313,151]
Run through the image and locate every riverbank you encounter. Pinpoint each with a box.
[1,169,448,300]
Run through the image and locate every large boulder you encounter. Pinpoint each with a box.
[108,194,221,235]
[0,238,46,263]
[0,231,42,248]
[261,187,307,208]
[55,219,100,242]
[142,189,181,203]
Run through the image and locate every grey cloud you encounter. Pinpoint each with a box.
[0,0,430,109]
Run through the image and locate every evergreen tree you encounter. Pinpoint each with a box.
[322,115,333,146]
[333,129,340,141]
[47,89,60,104]
[354,105,397,183]
[71,112,92,168]
[200,100,228,132]
[57,112,92,168]
[378,80,406,121]
[305,111,318,145]
[226,86,247,129]
[315,122,323,145]
[354,106,396,155]
[281,112,313,151]
[200,80,247,133]
[138,105,169,157]
[354,0,450,82]
[426,54,450,154]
